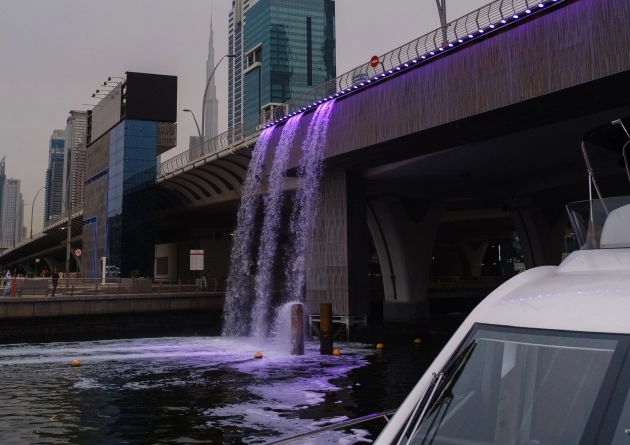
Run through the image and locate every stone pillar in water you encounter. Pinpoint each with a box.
[291,304,304,355]
[306,171,369,319]
[320,303,333,355]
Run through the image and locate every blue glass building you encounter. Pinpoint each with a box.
[44,130,66,222]
[83,72,177,278]
[229,0,336,128]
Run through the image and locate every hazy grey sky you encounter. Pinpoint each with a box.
[0,0,488,232]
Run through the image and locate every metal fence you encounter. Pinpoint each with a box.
[2,278,221,298]
[158,0,563,179]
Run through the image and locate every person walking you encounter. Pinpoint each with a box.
[3,271,11,297]
[51,269,59,296]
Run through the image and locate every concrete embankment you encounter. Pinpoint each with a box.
[0,293,225,340]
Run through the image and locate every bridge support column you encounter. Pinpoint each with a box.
[306,171,369,318]
[510,204,568,269]
[367,196,444,327]
[459,240,489,277]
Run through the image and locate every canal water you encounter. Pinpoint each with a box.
[0,322,458,444]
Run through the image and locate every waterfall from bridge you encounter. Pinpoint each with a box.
[251,114,303,338]
[283,101,335,313]
[222,100,335,338]
[222,127,274,336]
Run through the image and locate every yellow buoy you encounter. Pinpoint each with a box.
[70,360,81,367]
[254,352,263,359]
[376,343,384,349]
[332,349,341,356]
[414,338,422,345]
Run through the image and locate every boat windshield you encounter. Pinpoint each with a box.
[401,325,626,445]
[567,197,630,249]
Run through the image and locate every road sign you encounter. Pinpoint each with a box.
[74,248,82,257]
[370,55,379,68]
[190,250,204,271]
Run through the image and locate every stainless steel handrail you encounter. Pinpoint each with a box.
[264,410,396,445]
[159,0,565,178]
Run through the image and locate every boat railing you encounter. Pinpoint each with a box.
[264,410,396,445]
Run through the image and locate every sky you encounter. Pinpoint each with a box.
[0,0,489,233]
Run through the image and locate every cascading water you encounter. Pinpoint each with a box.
[251,114,303,338]
[223,100,335,339]
[222,127,274,336]
[284,100,336,307]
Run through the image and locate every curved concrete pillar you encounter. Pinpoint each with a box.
[367,196,444,326]
[510,205,568,268]
[459,239,489,277]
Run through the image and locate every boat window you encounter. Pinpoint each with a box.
[404,325,623,445]
[567,197,630,249]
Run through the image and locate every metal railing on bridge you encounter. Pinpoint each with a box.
[158,0,565,178]
[2,278,221,298]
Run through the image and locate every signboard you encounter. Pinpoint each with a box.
[370,55,380,68]
[74,248,82,257]
[190,250,204,271]
[90,83,123,143]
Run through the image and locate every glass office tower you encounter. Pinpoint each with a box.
[229,0,336,127]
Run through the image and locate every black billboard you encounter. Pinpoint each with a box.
[124,72,177,123]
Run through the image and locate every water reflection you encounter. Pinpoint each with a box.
[0,332,450,444]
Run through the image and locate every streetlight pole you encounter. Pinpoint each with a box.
[183,109,202,140]
[435,0,448,44]
[65,175,72,275]
[30,186,44,240]
[201,54,236,141]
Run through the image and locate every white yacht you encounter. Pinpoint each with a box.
[374,119,630,445]
[268,119,630,445]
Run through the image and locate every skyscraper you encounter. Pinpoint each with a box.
[228,0,336,128]
[62,110,88,211]
[44,129,66,222]
[204,15,219,141]
[2,178,24,245]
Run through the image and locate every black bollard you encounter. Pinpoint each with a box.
[320,303,333,355]
[291,304,304,355]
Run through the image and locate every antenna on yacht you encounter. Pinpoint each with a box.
[580,138,609,216]
[612,119,630,185]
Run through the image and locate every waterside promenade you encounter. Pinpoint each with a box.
[0,284,225,339]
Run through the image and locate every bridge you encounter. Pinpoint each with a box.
[3,0,630,326]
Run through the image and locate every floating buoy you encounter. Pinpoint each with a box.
[70,360,81,367]
[376,343,385,349]
[414,338,422,345]
[254,352,263,359]
[333,349,341,356]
